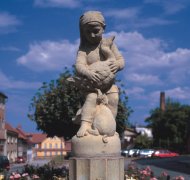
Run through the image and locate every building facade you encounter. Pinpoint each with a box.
[5,123,18,162]
[31,135,67,159]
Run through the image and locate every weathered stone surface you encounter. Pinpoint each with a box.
[69,156,124,180]
[70,10,125,156]
[72,133,121,157]
[69,11,125,180]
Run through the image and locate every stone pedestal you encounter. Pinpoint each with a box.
[69,156,124,180]
[71,134,121,157]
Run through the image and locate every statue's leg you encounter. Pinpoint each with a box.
[107,92,119,119]
[77,92,97,137]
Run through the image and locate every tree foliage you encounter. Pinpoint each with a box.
[145,98,190,152]
[28,68,132,139]
[134,134,153,149]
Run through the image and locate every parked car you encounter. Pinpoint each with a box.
[133,149,140,157]
[139,149,154,158]
[121,149,129,157]
[0,155,10,170]
[128,149,139,157]
[16,156,26,163]
[152,149,179,158]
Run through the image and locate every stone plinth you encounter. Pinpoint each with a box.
[72,134,121,157]
[69,156,124,180]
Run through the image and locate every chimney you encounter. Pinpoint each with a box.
[160,91,165,111]
[0,92,8,122]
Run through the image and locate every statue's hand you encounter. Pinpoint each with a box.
[107,59,119,74]
[88,71,100,82]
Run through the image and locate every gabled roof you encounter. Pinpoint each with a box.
[5,122,18,135]
[27,133,47,144]
[15,126,27,140]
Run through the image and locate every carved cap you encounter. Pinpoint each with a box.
[80,11,105,26]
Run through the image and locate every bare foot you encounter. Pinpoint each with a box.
[77,121,91,137]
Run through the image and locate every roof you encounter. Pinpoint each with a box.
[5,122,18,135]
[28,133,47,144]
[0,92,8,99]
[15,126,27,140]
[124,127,138,136]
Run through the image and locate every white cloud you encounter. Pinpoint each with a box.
[0,71,41,90]
[104,6,174,30]
[0,12,20,27]
[0,12,20,34]
[134,17,175,28]
[17,40,78,71]
[105,7,140,19]
[127,73,162,85]
[149,87,190,105]
[126,87,145,99]
[165,87,190,100]
[107,32,190,81]
[0,46,20,52]
[34,0,80,8]
[144,0,189,14]
[17,31,190,90]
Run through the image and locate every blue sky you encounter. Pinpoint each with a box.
[0,0,190,132]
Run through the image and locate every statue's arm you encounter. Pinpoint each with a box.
[75,50,89,77]
[111,43,125,71]
[76,50,100,82]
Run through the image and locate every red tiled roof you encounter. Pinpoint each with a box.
[15,127,27,140]
[5,122,18,134]
[29,133,47,144]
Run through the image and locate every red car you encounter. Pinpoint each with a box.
[152,149,179,158]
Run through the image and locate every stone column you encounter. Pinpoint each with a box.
[69,134,124,180]
[70,156,124,180]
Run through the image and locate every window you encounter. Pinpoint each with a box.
[49,143,52,149]
[55,143,58,148]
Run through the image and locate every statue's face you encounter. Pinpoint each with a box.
[83,22,104,45]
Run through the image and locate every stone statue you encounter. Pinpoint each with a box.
[70,11,125,157]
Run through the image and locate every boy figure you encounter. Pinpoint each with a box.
[75,11,125,137]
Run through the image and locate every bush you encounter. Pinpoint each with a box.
[15,163,69,180]
[125,163,184,180]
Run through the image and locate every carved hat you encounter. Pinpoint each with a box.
[80,11,106,27]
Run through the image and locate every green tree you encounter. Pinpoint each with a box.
[145,98,190,152]
[28,68,132,139]
[134,134,153,149]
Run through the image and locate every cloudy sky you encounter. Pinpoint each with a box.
[1,0,190,132]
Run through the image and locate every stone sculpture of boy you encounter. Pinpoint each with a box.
[75,11,125,137]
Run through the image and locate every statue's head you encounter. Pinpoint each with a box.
[79,11,106,46]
